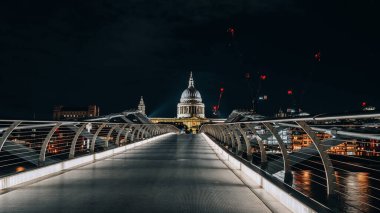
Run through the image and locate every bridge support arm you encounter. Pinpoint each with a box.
[0,121,22,152]
[131,125,140,142]
[116,124,128,146]
[235,124,252,159]
[39,122,62,165]
[69,123,88,159]
[105,125,118,148]
[296,121,336,195]
[90,123,106,153]
[246,124,267,163]
[262,122,290,174]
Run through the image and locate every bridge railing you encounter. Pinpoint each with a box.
[0,120,178,178]
[200,113,380,212]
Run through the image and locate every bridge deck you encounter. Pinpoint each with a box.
[0,134,273,213]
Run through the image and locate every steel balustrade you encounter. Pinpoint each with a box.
[200,113,380,212]
[0,120,178,178]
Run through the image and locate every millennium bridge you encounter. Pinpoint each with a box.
[0,113,379,212]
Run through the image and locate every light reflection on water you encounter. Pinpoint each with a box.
[291,170,378,212]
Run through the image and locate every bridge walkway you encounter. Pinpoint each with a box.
[0,134,281,213]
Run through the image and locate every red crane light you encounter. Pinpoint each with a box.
[227,27,235,37]
[260,75,267,80]
[213,105,217,111]
[314,51,321,62]
[287,90,293,95]
[361,102,367,107]
[220,88,224,92]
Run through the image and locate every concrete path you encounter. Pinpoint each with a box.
[0,134,272,213]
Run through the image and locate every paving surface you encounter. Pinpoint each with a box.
[0,134,272,213]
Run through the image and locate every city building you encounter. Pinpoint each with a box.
[328,138,380,156]
[275,108,310,118]
[291,131,332,150]
[363,106,376,111]
[138,96,146,115]
[53,105,100,120]
[150,72,209,133]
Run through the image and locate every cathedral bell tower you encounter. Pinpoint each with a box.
[138,96,146,115]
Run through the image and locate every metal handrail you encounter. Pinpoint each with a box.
[205,112,380,125]
[0,120,179,177]
[200,113,380,212]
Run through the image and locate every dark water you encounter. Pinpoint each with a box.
[291,170,379,212]
[254,152,380,212]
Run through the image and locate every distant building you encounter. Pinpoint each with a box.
[275,109,286,118]
[292,131,332,151]
[363,106,376,111]
[275,108,310,118]
[53,105,100,120]
[138,96,146,115]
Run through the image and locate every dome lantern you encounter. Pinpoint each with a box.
[188,71,194,88]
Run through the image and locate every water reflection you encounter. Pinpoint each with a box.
[291,170,378,212]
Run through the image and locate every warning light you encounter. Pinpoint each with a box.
[213,105,217,111]
[361,102,367,107]
[314,51,321,62]
[260,75,267,80]
[220,88,224,92]
[287,90,293,95]
[227,27,235,37]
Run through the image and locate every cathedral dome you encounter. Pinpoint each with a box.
[177,72,205,119]
[180,72,202,103]
[180,87,202,103]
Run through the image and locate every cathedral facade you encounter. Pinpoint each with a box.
[150,72,209,133]
[177,72,205,118]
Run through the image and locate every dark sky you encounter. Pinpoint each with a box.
[1,0,379,119]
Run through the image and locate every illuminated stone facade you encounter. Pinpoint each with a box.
[177,72,205,118]
[150,72,208,133]
[53,105,100,120]
[138,96,146,115]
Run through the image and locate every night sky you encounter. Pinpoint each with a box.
[1,0,379,120]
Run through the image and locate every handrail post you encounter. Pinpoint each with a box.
[296,121,336,195]
[246,124,267,165]
[90,123,106,153]
[263,122,290,174]
[39,122,62,166]
[69,123,88,159]
[116,124,128,146]
[0,121,22,152]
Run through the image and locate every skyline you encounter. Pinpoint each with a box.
[1,1,379,119]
